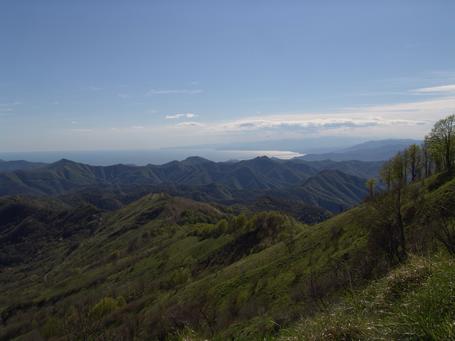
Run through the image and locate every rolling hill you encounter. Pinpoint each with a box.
[0,157,380,217]
[1,169,454,339]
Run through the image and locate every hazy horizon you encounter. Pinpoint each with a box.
[0,137,422,166]
[0,148,305,166]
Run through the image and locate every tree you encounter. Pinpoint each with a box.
[380,161,392,191]
[407,144,421,181]
[422,139,433,178]
[390,153,407,259]
[427,114,455,172]
[366,178,376,199]
[391,152,406,188]
[376,153,407,261]
[367,194,405,265]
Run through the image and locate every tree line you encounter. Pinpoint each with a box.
[366,114,455,265]
[380,114,455,190]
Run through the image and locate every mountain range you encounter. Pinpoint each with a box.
[301,139,420,161]
[0,157,382,218]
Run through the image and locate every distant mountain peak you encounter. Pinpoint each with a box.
[182,156,212,164]
[55,158,76,164]
[49,158,81,168]
[249,155,273,163]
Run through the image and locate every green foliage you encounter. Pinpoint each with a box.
[427,114,455,172]
[280,255,455,340]
[365,178,376,198]
[89,296,126,320]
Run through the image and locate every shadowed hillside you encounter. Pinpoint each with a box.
[0,157,378,218]
[1,168,454,339]
[0,157,382,196]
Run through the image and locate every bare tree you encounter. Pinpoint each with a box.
[427,114,455,172]
[407,144,421,181]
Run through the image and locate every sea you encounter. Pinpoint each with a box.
[0,148,304,166]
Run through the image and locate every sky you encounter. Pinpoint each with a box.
[1,0,455,152]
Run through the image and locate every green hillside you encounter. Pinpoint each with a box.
[0,158,375,219]
[1,169,454,340]
[0,157,377,200]
[279,254,455,340]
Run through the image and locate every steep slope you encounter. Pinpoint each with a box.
[280,255,455,340]
[246,195,331,224]
[298,169,369,211]
[0,196,100,266]
[1,171,454,339]
[256,170,369,213]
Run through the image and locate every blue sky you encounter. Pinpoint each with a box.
[1,0,455,152]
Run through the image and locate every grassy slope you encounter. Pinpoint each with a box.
[1,173,454,340]
[277,172,455,340]
[279,254,455,340]
[0,194,373,340]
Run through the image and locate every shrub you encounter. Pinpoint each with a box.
[89,296,126,320]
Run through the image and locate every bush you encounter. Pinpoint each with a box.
[89,296,126,320]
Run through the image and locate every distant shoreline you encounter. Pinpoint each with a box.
[0,148,304,166]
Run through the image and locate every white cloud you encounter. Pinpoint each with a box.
[171,95,455,139]
[146,89,203,95]
[176,121,205,128]
[165,112,198,119]
[412,84,455,94]
[214,115,425,134]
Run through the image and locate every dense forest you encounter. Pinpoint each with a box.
[0,115,454,340]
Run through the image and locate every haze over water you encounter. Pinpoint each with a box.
[0,148,304,166]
